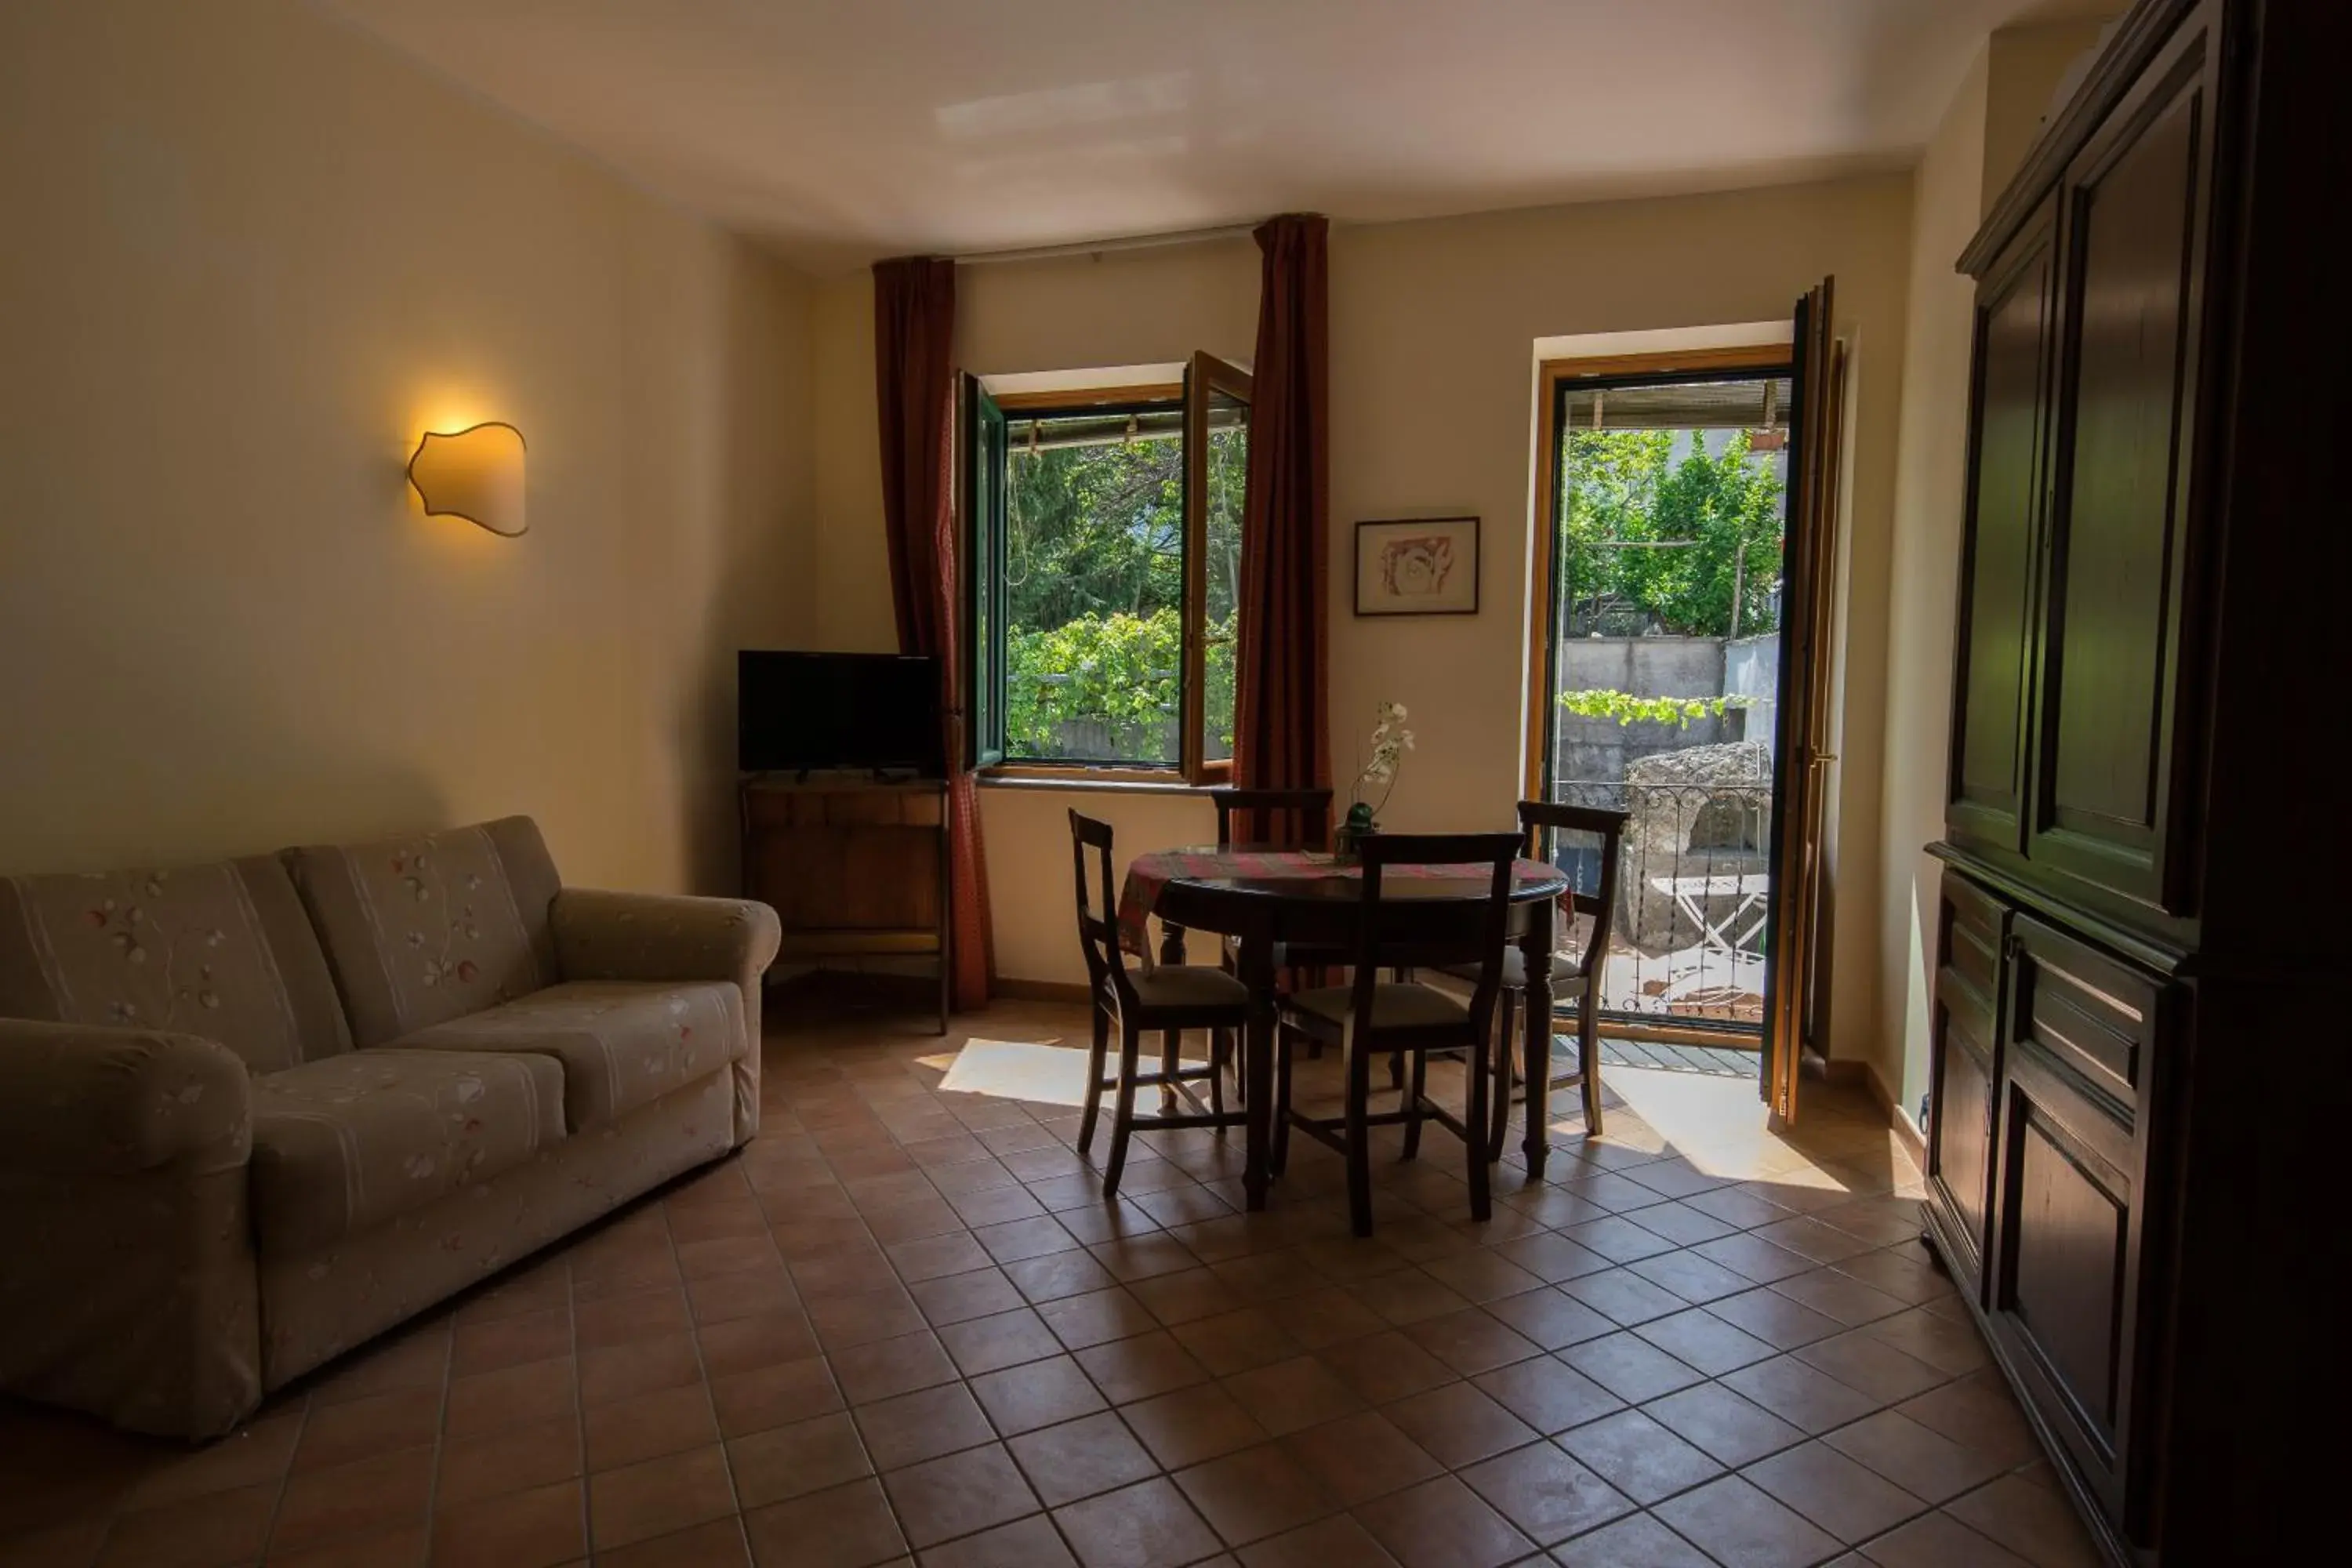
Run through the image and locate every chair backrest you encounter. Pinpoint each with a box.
[1519,800,1628,976]
[1209,787,1333,851]
[1066,809,1135,1007]
[1348,831,1524,1040]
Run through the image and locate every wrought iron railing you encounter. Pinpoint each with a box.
[1548,779,1773,1029]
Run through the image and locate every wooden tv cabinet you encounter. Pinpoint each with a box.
[739,775,949,1033]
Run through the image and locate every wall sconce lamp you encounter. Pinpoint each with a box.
[408,421,527,537]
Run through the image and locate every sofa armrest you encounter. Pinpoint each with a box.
[550,892,782,1147]
[550,890,782,988]
[0,1020,252,1175]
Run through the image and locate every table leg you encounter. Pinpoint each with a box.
[1240,931,1276,1211]
[1159,922,1189,967]
[1520,903,1554,1181]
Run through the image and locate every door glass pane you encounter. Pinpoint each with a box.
[1004,405,1184,765]
[1200,388,1247,763]
[1547,375,1792,1033]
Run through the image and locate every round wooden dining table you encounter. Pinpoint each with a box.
[1117,847,1573,1208]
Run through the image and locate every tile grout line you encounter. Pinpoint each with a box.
[668,1158,763,1566]
[13,1008,2063,1568]
[252,1352,320,1562]
[562,1251,590,1567]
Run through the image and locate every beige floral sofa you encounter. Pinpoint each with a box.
[0,816,779,1439]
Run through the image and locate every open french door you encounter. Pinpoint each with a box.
[1761,278,1846,1125]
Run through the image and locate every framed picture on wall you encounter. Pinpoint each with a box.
[1354,517,1479,616]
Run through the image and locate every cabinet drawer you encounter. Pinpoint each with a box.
[1941,879,2005,1013]
[743,785,945,829]
[2012,915,2153,1113]
[823,789,940,826]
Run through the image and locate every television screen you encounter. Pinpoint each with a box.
[739,652,944,775]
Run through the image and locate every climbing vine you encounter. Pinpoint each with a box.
[1556,688,1756,729]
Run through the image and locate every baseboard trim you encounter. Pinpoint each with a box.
[990,978,1092,1006]
[1824,1057,1926,1169]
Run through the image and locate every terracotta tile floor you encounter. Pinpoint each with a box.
[0,991,2105,1568]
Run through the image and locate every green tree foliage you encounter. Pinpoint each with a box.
[1000,422,1245,758]
[1006,436,1180,624]
[1560,429,1784,636]
[1006,609,1236,759]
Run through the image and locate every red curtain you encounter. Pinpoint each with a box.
[1233,215,1333,797]
[873,256,993,1008]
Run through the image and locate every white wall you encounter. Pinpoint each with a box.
[1874,16,2114,1123]
[808,175,1917,1082]
[1877,50,1991,1126]
[0,0,816,894]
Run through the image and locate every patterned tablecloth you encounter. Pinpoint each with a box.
[1116,848,1557,956]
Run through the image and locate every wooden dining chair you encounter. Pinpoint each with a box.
[1207,785,1367,1075]
[1207,785,1337,975]
[1271,831,1523,1237]
[1067,810,1252,1196]
[1456,800,1628,1155]
[1209,786,1334,852]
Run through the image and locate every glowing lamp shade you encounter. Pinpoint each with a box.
[407,421,526,537]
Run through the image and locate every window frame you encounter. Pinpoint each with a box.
[1183,351,1253,785]
[1524,343,1795,804]
[959,374,1009,771]
[964,355,1251,786]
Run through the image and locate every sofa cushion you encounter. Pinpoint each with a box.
[284,818,562,1047]
[0,857,352,1073]
[387,980,744,1133]
[248,1048,565,1254]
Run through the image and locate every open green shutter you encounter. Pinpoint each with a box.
[960,373,1007,768]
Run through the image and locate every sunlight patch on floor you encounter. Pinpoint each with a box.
[928,1036,1206,1108]
[1590,1064,1853,1191]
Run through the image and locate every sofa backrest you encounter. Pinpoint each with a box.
[283,816,561,1047]
[0,856,353,1073]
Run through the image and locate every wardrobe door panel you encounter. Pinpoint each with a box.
[1948,210,2056,854]
[2031,27,2214,915]
[1991,914,2165,1537]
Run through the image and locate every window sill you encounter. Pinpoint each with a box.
[978,768,1211,797]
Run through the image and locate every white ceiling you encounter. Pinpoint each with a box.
[321,0,2103,272]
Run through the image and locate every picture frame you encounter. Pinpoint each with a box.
[1354,517,1479,616]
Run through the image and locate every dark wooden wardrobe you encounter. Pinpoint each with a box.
[1924,1,2346,1563]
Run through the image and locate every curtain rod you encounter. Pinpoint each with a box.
[952,221,1261,267]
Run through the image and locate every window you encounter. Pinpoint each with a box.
[962,354,1250,781]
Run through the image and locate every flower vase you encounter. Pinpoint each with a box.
[1334,803,1377,864]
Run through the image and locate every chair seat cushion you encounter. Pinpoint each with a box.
[1286,982,1468,1031]
[1127,964,1250,1011]
[250,1049,566,1254]
[387,981,745,1133]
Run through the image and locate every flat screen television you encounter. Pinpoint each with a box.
[738,651,944,776]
